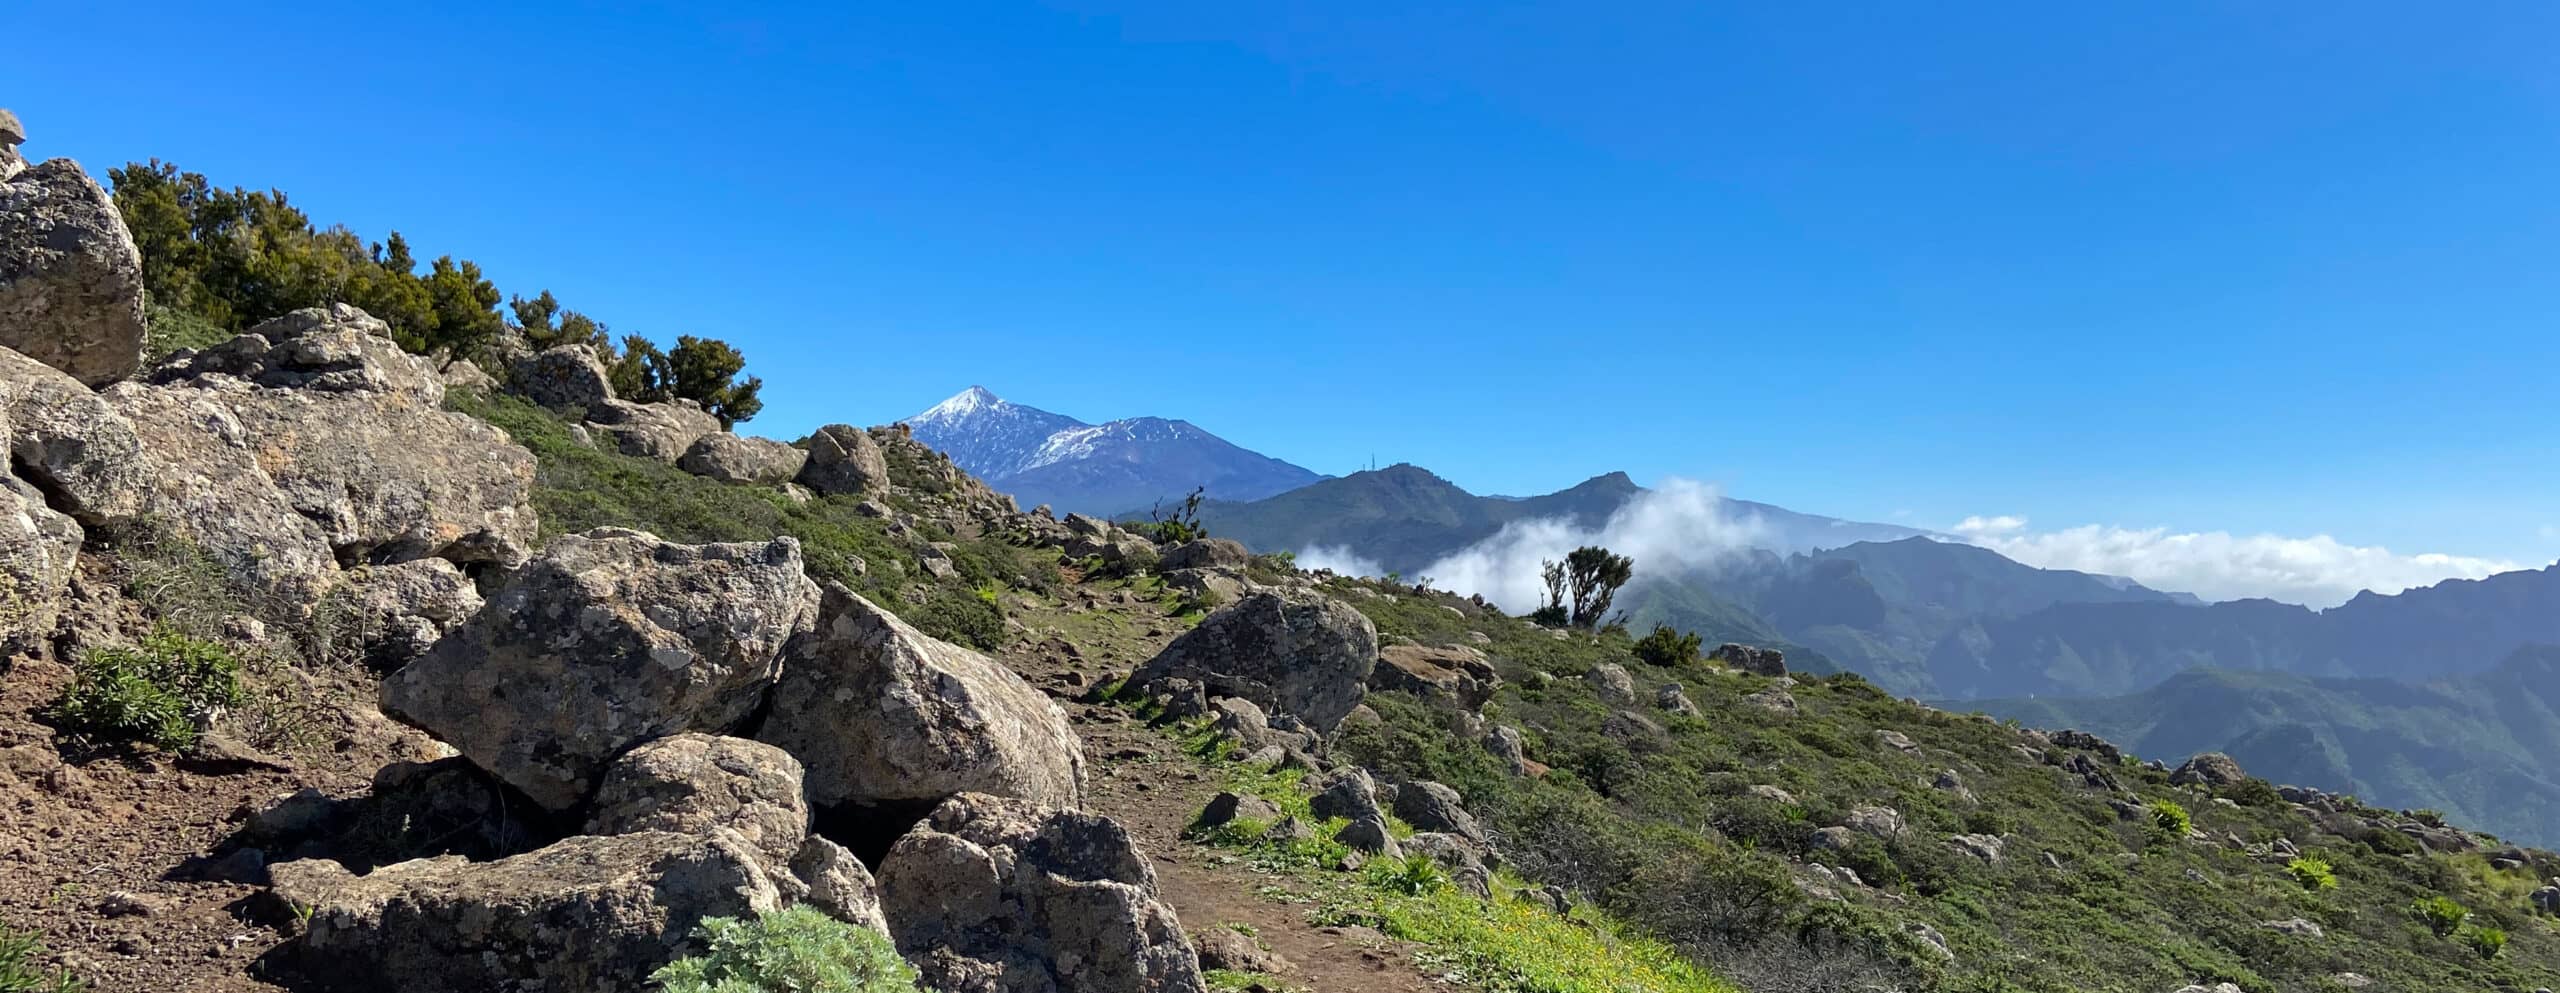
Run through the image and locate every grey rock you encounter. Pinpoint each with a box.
[2531,884,2560,915]
[1373,644,1502,711]
[1950,833,2005,863]
[1656,683,1700,716]
[153,305,440,400]
[798,423,891,498]
[2169,752,2246,788]
[1134,591,1379,734]
[1160,538,1250,572]
[272,830,780,993]
[2260,918,2324,938]
[1482,725,1530,777]
[1875,729,1920,753]
[0,469,78,653]
[758,583,1084,809]
[437,357,497,394]
[1743,687,1798,714]
[1809,826,1859,851]
[509,344,613,412]
[1194,791,1284,831]
[1334,816,1400,856]
[585,734,809,867]
[381,529,820,812]
[585,397,720,463]
[790,836,890,934]
[1585,663,1637,707]
[347,558,482,670]
[879,793,1205,993]
[1392,780,1484,845]
[1708,642,1786,677]
[1747,784,1798,805]
[1845,805,1907,840]
[0,158,145,386]
[1192,925,1291,974]
[679,432,808,485]
[1308,768,1386,825]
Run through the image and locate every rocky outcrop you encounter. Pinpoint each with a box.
[1,156,145,387]
[0,470,77,653]
[585,397,720,463]
[758,583,1084,810]
[798,423,890,498]
[272,830,780,993]
[510,344,613,412]
[381,529,820,811]
[1372,644,1501,711]
[1586,663,1637,707]
[878,793,1205,993]
[1133,591,1378,734]
[585,734,810,867]
[1709,643,1786,677]
[346,558,483,670]
[1159,538,1249,572]
[679,432,808,485]
[9,305,536,604]
[0,110,21,181]
[2169,752,2246,788]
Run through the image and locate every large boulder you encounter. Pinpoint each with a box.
[758,583,1084,810]
[0,471,77,653]
[585,397,720,463]
[0,345,149,522]
[347,558,484,670]
[0,158,145,387]
[1159,538,1250,572]
[878,793,1205,993]
[381,529,820,811]
[1392,780,1485,845]
[1132,591,1378,734]
[797,423,890,498]
[151,304,440,399]
[509,344,614,412]
[2169,752,2246,788]
[1585,662,1637,706]
[1709,643,1786,677]
[1372,644,1501,710]
[679,431,809,485]
[585,734,810,867]
[272,830,780,993]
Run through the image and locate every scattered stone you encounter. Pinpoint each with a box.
[1160,538,1250,572]
[759,583,1085,809]
[1743,687,1798,715]
[1950,833,2005,863]
[1747,784,1798,805]
[380,529,820,811]
[789,836,890,934]
[1656,683,1700,716]
[1192,926,1292,975]
[1194,792,1284,832]
[2260,918,2324,939]
[1585,663,1637,707]
[1844,805,1907,840]
[1334,816,1400,856]
[1482,725,1530,777]
[1373,644,1502,711]
[1875,729,1919,753]
[1133,591,1379,734]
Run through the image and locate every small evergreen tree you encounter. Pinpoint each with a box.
[1633,625,1702,667]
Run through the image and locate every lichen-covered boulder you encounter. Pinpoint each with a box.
[509,344,613,412]
[679,432,809,485]
[0,158,145,387]
[585,734,810,867]
[271,831,780,993]
[0,470,77,653]
[1586,662,1637,707]
[585,397,720,463]
[797,423,890,498]
[381,529,820,811]
[758,583,1083,809]
[1,344,148,523]
[151,304,440,400]
[1133,591,1377,734]
[878,793,1205,993]
[347,558,484,670]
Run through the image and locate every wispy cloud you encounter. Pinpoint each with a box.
[1293,544,1384,578]
[1952,516,2523,607]
[1412,478,1764,613]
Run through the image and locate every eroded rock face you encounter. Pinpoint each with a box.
[878,793,1205,993]
[758,583,1084,810]
[798,423,890,498]
[381,529,820,811]
[0,158,145,387]
[585,734,810,867]
[679,432,809,485]
[152,305,439,399]
[0,472,77,653]
[347,558,483,670]
[585,397,720,463]
[0,345,149,522]
[272,830,780,993]
[1133,591,1378,734]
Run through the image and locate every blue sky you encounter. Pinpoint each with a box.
[8,1,2557,599]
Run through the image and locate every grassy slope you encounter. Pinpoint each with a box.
[1327,579,2560,993]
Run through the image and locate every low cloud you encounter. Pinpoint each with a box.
[1953,516,2523,607]
[1416,478,1764,613]
[1293,544,1384,578]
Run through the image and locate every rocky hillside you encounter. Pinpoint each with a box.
[5,108,2560,993]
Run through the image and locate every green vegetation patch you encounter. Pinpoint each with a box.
[652,906,920,993]
[48,628,244,751]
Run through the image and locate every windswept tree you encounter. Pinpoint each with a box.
[512,289,612,352]
[663,335,765,426]
[1534,545,1634,629]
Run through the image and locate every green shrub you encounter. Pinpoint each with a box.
[652,906,921,993]
[2464,924,2507,960]
[0,926,84,993]
[2147,800,2192,840]
[2286,857,2338,892]
[1633,625,1704,667]
[48,629,244,751]
[1365,854,1451,897]
[2410,895,2468,938]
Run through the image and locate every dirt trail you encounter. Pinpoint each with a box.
[1005,588,1449,993]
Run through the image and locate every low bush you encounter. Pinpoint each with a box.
[48,629,244,751]
[2287,856,2338,892]
[1634,625,1704,667]
[0,926,84,993]
[2412,895,2469,938]
[652,906,920,993]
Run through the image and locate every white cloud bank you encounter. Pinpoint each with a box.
[1953,515,2523,608]
[1293,544,1384,578]
[1391,478,1764,613]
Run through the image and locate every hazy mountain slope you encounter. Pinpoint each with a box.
[903,387,1322,515]
[1927,564,2560,698]
[1970,646,2560,846]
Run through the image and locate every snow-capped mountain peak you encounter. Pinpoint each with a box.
[901,388,1321,515]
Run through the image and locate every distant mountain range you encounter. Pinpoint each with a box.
[904,387,1323,516]
[1971,645,2560,847]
